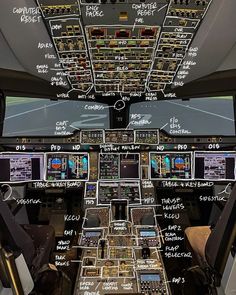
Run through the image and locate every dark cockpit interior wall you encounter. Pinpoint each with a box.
[0,1,236,295]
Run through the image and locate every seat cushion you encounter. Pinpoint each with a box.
[22,225,55,276]
[185,226,211,266]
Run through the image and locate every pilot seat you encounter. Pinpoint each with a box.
[0,190,55,291]
[184,184,236,290]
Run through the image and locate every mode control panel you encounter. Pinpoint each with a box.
[81,130,104,145]
[105,129,134,144]
[135,130,159,145]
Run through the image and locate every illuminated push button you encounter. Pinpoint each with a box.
[119,11,128,21]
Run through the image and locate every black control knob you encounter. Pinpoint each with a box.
[142,246,150,259]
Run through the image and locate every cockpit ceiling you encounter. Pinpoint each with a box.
[0,0,235,98]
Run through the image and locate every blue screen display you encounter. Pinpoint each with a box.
[140,274,161,281]
[140,230,156,237]
[85,231,101,237]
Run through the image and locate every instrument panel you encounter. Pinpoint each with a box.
[0,149,235,183]
[0,127,235,183]
[0,130,235,295]
[0,128,233,147]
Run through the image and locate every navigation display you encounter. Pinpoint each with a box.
[46,153,89,181]
[0,153,44,182]
[150,152,192,180]
[194,152,236,181]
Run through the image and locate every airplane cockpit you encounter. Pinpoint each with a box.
[0,1,235,295]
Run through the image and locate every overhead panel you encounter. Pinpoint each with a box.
[37,0,213,97]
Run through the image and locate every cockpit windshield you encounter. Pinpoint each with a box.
[3,96,110,136]
[129,96,235,135]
